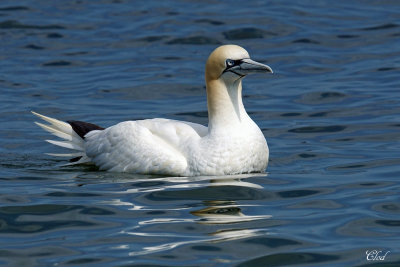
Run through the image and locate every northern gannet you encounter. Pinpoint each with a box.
[32,45,273,176]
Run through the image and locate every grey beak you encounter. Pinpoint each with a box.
[224,58,273,77]
[237,58,273,75]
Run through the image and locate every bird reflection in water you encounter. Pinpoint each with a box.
[98,173,272,256]
[190,174,272,226]
[191,200,271,225]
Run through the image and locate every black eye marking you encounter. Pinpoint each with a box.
[221,58,246,78]
[222,58,246,78]
[226,59,235,68]
[224,59,242,71]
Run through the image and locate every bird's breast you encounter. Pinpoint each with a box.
[187,129,268,176]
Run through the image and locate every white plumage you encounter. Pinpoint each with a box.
[33,45,273,176]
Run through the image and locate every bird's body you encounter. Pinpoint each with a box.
[33,45,273,176]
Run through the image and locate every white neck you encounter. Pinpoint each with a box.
[206,77,252,135]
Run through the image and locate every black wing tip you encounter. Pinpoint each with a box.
[67,120,104,139]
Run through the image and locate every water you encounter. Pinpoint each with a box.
[1,0,399,266]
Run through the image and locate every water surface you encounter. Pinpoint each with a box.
[1,0,399,266]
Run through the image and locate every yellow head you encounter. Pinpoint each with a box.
[205,45,272,82]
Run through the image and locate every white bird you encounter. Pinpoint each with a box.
[32,45,273,176]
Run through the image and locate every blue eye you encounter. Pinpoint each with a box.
[226,59,235,67]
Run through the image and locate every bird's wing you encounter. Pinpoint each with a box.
[84,119,206,175]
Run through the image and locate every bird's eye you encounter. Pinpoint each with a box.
[226,59,235,68]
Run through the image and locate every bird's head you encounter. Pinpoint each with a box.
[205,45,273,83]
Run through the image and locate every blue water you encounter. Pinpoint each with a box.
[1,0,399,266]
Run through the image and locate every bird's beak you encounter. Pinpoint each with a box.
[229,58,273,76]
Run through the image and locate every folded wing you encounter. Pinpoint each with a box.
[85,119,206,175]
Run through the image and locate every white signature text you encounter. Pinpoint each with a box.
[366,250,390,261]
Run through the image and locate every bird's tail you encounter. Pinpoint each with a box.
[32,111,91,165]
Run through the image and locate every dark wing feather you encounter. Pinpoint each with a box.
[67,120,104,139]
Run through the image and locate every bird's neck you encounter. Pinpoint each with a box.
[206,78,252,135]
